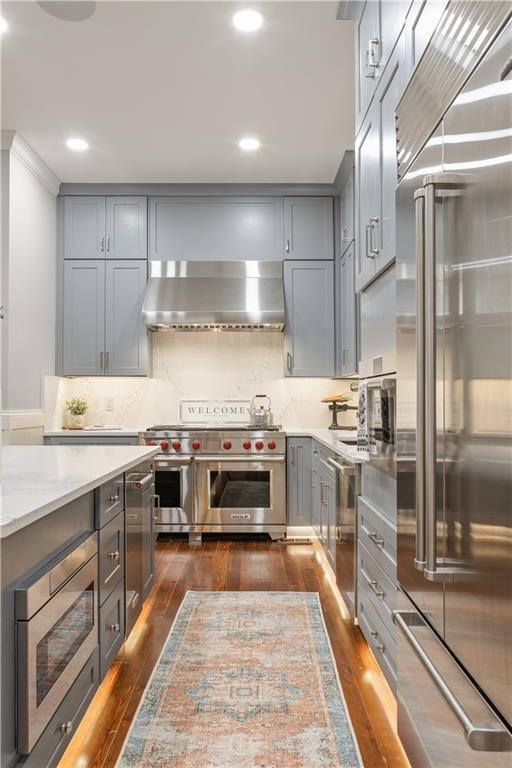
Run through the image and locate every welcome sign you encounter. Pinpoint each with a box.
[179,400,251,424]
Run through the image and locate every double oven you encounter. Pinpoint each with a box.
[15,532,98,755]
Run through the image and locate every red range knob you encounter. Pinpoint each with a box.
[192,441,201,450]
[172,441,181,451]
[148,441,157,446]
[223,441,232,450]
[268,441,276,450]
[255,440,264,450]
[160,440,169,451]
[243,441,251,450]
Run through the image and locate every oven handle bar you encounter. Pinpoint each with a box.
[193,455,285,463]
[154,456,193,466]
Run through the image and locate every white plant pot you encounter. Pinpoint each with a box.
[68,414,86,429]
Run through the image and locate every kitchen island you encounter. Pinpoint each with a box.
[0,444,159,768]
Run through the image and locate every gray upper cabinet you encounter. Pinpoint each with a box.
[63,261,106,375]
[61,260,148,376]
[105,261,148,375]
[284,260,335,377]
[287,438,313,526]
[149,196,283,261]
[64,197,106,260]
[64,196,147,260]
[355,31,407,292]
[106,197,147,260]
[336,243,358,377]
[337,151,355,255]
[284,197,334,260]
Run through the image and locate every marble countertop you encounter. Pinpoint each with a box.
[44,427,143,437]
[284,428,368,464]
[0,445,159,539]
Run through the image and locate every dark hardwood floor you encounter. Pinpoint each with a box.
[59,537,409,768]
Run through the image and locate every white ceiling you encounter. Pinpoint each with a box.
[1,1,354,184]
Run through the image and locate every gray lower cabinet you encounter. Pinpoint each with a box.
[335,243,358,377]
[283,197,334,260]
[21,650,99,768]
[286,438,312,526]
[99,580,125,680]
[284,261,335,377]
[63,196,147,260]
[61,260,148,376]
[149,196,283,261]
[105,261,148,375]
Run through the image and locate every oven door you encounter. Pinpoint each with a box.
[17,555,98,754]
[195,456,286,527]
[153,456,194,530]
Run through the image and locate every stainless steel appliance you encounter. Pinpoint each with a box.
[395,5,512,765]
[142,424,286,540]
[142,260,285,331]
[125,465,155,636]
[329,455,359,618]
[15,532,98,754]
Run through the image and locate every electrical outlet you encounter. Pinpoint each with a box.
[105,397,115,412]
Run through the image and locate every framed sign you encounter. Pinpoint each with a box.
[179,400,251,424]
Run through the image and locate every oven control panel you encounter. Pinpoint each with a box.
[144,431,286,456]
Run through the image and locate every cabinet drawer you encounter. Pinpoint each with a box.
[358,495,397,582]
[358,541,398,640]
[95,474,124,528]
[358,590,396,692]
[98,511,125,605]
[99,578,125,680]
[23,649,98,768]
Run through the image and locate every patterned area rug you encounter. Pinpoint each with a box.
[116,591,362,767]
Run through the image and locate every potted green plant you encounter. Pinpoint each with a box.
[65,397,88,429]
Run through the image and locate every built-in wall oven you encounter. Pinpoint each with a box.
[15,532,98,754]
[152,455,194,533]
[194,456,286,537]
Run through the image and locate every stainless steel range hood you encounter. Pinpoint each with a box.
[142,260,285,331]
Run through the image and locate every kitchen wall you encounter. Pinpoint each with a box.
[1,132,60,444]
[45,333,357,430]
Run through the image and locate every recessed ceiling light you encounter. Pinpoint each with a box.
[66,137,89,152]
[232,9,263,33]
[239,137,260,152]
[0,17,8,34]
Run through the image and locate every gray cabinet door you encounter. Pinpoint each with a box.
[336,243,358,377]
[284,197,334,260]
[380,1,410,66]
[405,0,448,71]
[106,197,147,260]
[356,0,381,127]
[64,197,106,259]
[340,167,355,254]
[287,438,313,526]
[62,260,105,375]
[376,34,407,273]
[355,102,379,291]
[284,260,335,377]
[105,261,148,376]
[149,196,283,261]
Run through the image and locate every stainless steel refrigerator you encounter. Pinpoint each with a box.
[395,2,512,766]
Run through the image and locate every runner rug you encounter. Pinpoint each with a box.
[116,591,362,768]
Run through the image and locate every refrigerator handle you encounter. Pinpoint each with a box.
[414,188,426,571]
[422,173,467,582]
[394,610,512,752]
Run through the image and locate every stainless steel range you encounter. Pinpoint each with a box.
[141,424,286,541]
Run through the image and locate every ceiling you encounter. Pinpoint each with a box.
[1,1,354,184]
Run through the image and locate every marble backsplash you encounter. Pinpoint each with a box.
[45,333,357,431]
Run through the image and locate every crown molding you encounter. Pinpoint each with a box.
[1,131,60,196]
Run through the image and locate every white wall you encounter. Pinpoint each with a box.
[1,133,59,442]
[45,333,357,431]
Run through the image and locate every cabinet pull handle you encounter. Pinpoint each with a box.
[107,236,110,252]
[109,494,120,504]
[100,351,104,371]
[105,351,109,372]
[365,38,380,78]
[368,531,384,547]
[100,237,105,252]
[285,238,290,253]
[60,721,73,735]
[286,352,293,374]
[365,223,374,260]
[108,550,120,562]
[109,622,120,632]
[342,226,349,242]
[369,217,379,258]
[362,567,384,597]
